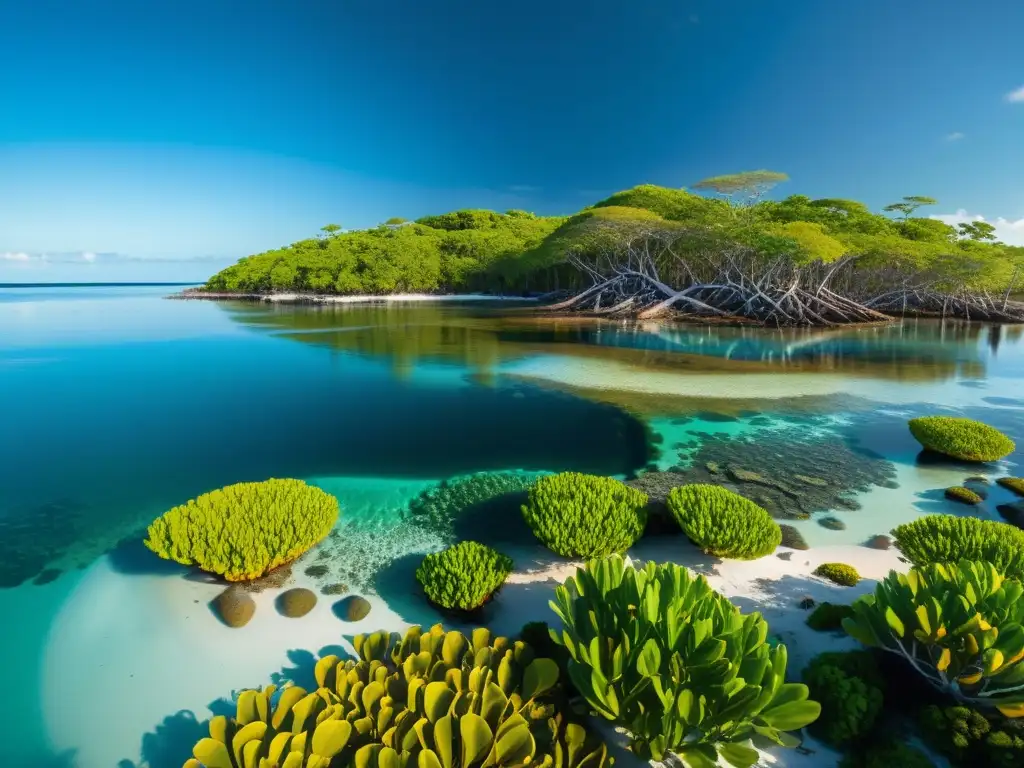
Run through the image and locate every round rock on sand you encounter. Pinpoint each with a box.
[863,534,893,550]
[334,595,371,622]
[211,587,256,628]
[277,587,317,618]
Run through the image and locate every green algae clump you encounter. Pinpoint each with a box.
[945,486,983,505]
[522,472,648,558]
[909,416,1015,462]
[667,483,781,559]
[813,562,860,586]
[415,540,513,611]
[144,478,339,582]
[997,477,1024,496]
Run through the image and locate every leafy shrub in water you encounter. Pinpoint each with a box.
[415,541,513,611]
[945,486,982,504]
[802,651,884,747]
[813,562,860,586]
[892,515,1024,581]
[806,602,855,632]
[521,472,647,558]
[920,704,1024,768]
[185,623,612,768]
[666,483,781,559]
[550,554,820,764]
[145,478,338,582]
[843,559,1024,718]
[908,416,1015,462]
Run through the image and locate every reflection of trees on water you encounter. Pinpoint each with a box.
[220,302,1021,384]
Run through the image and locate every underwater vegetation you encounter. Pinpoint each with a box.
[648,429,898,520]
[144,479,339,582]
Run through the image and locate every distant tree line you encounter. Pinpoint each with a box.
[203,174,1024,324]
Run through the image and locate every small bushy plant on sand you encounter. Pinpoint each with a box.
[415,540,513,611]
[521,472,647,558]
[667,484,781,559]
[892,515,1024,581]
[144,478,339,581]
[814,562,860,586]
[908,416,1015,462]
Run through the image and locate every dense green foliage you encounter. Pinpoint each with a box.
[838,740,936,768]
[945,486,983,504]
[144,478,339,582]
[813,562,861,587]
[802,651,884,747]
[666,484,781,559]
[908,416,1016,462]
[843,560,1024,717]
[892,515,1024,581]
[202,183,1024,297]
[415,541,514,611]
[521,473,647,558]
[550,554,820,765]
[185,623,611,768]
[806,602,855,632]
[920,704,1024,767]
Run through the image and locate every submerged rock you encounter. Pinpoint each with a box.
[320,582,349,596]
[779,524,809,550]
[278,587,317,618]
[212,587,256,628]
[997,501,1024,529]
[304,564,329,578]
[818,516,847,531]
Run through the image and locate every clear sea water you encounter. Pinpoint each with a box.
[2,285,1022,768]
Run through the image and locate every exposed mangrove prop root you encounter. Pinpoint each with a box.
[549,224,1024,327]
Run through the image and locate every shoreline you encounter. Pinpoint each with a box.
[167,289,541,304]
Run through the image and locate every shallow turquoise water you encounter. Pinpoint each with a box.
[2,286,1023,767]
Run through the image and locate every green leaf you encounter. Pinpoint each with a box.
[758,700,821,731]
[312,719,353,758]
[459,713,494,768]
[192,738,234,768]
[522,658,560,700]
[636,638,661,678]
[719,742,760,768]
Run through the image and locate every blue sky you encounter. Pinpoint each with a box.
[1,0,1023,281]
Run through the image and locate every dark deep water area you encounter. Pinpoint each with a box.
[2,285,1023,768]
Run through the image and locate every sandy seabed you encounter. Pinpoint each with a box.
[41,535,915,768]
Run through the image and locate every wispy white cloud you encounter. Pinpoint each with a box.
[1006,85,1024,103]
[931,210,1024,246]
[1,252,33,262]
[944,131,965,141]
[0,251,230,266]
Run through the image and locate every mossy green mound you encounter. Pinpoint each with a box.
[415,541,513,611]
[813,562,860,586]
[997,477,1024,496]
[909,416,1015,462]
[945,486,983,504]
[892,515,1024,581]
[803,651,884,747]
[667,483,781,559]
[278,587,317,618]
[807,602,855,632]
[144,478,339,582]
[521,472,648,558]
